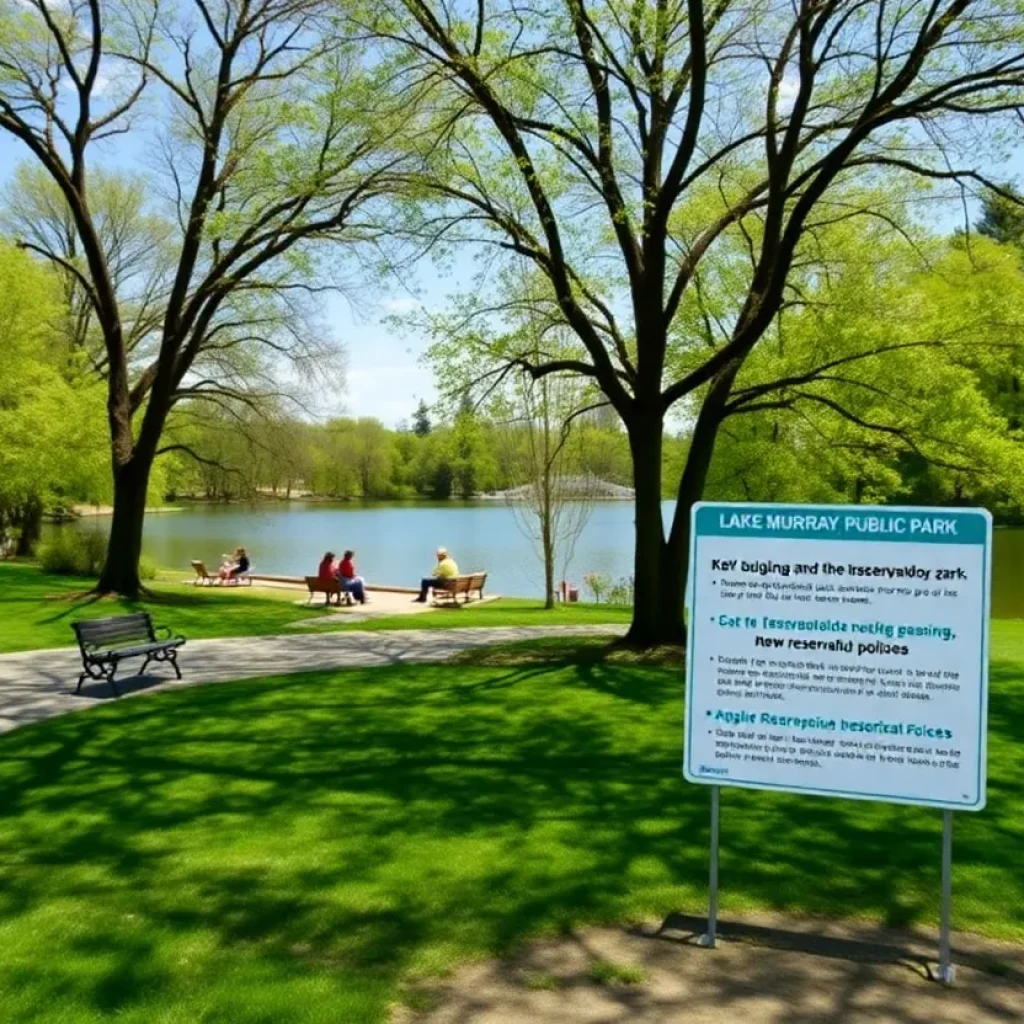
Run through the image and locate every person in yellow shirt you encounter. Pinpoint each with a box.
[414,547,459,602]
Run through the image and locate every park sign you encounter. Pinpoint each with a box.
[683,503,991,811]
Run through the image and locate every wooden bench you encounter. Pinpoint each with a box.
[304,576,355,606]
[432,572,488,605]
[72,613,186,698]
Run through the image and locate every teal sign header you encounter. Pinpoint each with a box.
[694,504,989,545]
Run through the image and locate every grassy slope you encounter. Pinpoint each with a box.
[0,562,629,653]
[0,631,1021,1022]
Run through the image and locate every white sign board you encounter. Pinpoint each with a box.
[683,503,991,810]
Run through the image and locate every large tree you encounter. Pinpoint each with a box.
[0,0,407,594]
[363,0,1024,643]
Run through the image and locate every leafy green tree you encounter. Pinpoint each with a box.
[976,186,1024,249]
[0,245,107,551]
[0,0,407,594]
[412,400,432,437]
[703,232,1024,512]
[362,0,1024,644]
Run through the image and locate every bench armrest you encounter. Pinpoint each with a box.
[153,625,186,645]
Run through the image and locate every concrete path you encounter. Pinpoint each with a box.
[0,625,624,735]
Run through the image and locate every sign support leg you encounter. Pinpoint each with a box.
[697,784,720,948]
[937,809,955,985]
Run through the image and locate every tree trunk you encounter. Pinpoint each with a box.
[660,375,737,648]
[625,413,685,645]
[541,472,555,610]
[97,456,153,596]
[15,498,43,556]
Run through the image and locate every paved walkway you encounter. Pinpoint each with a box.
[0,625,625,735]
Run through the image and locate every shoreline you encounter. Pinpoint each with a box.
[70,505,184,518]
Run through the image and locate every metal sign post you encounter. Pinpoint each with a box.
[697,785,720,948]
[938,810,955,985]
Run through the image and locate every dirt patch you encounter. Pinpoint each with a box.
[394,911,1024,1023]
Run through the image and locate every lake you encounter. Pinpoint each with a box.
[58,501,1024,617]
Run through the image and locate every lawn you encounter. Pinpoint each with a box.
[0,561,334,653]
[0,629,1022,1023]
[0,561,630,653]
[332,597,633,633]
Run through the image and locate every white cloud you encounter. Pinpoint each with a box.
[776,75,801,113]
[380,296,422,315]
[61,69,111,97]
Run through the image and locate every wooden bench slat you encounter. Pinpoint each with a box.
[431,572,488,605]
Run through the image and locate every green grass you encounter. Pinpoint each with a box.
[332,596,633,633]
[0,561,335,653]
[0,562,629,653]
[588,960,647,986]
[1,630,1023,1022]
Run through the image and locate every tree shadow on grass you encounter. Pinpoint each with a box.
[0,657,1020,1022]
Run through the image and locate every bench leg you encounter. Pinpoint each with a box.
[168,650,182,680]
[76,672,88,694]
[105,664,121,698]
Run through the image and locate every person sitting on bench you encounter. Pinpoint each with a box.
[414,547,459,602]
[316,551,344,605]
[318,551,337,582]
[220,546,250,581]
[338,549,367,605]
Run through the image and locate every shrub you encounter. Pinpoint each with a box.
[37,529,107,577]
[138,555,158,581]
[607,576,635,606]
[582,571,610,603]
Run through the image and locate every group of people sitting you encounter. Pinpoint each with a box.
[314,546,460,605]
[317,550,367,604]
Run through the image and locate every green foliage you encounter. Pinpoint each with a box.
[976,187,1024,249]
[36,529,107,578]
[412,399,432,436]
[698,222,1024,513]
[0,244,108,548]
[158,406,631,502]
[583,572,610,603]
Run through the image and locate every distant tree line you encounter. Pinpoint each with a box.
[160,403,638,503]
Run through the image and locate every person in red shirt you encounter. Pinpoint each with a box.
[338,549,367,604]
[318,552,336,582]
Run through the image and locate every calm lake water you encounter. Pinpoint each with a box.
[57,501,1024,617]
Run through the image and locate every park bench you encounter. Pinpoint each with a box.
[304,576,355,606]
[432,572,488,606]
[72,613,186,698]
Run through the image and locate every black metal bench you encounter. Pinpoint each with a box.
[72,613,186,698]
